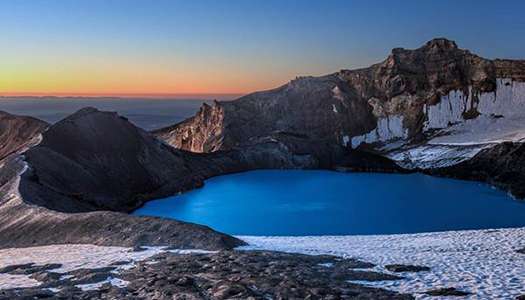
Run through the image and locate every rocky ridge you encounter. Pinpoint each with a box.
[154,38,525,197]
[0,109,242,250]
[155,38,525,153]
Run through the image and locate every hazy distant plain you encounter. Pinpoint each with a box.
[0,97,211,130]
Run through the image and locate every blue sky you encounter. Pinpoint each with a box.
[1,0,524,95]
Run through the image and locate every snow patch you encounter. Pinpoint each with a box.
[342,135,350,146]
[332,104,338,113]
[318,262,334,268]
[238,227,525,299]
[76,276,129,291]
[167,249,217,255]
[351,115,408,148]
[387,144,488,169]
[424,89,469,130]
[332,86,345,101]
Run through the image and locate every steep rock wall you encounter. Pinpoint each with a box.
[155,39,525,169]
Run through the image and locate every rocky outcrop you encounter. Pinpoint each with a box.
[0,111,48,161]
[424,287,470,297]
[154,102,225,153]
[385,264,430,273]
[20,107,206,213]
[0,251,413,299]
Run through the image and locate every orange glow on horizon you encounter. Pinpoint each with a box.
[0,55,296,100]
[0,91,244,99]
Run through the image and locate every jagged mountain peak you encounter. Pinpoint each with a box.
[422,37,459,50]
[390,38,460,57]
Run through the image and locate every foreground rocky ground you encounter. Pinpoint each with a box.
[0,250,413,299]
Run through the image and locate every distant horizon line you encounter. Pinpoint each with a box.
[0,92,244,100]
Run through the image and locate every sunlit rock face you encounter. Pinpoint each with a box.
[0,111,48,161]
[154,38,525,170]
[154,102,225,153]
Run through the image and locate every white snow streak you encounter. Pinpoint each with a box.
[386,144,488,169]
[424,79,525,145]
[76,276,130,291]
[351,115,408,148]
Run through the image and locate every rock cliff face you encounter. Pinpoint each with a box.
[154,39,525,169]
[0,111,48,161]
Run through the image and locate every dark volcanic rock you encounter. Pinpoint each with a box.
[21,107,205,213]
[0,111,48,161]
[0,263,61,275]
[1,250,413,300]
[336,149,408,173]
[126,250,408,299]
[517,248,525,254]
[385,264,430,273]
[430,142,525,198]
[424,287,470,296]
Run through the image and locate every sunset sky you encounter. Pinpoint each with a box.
[2,0,525,97]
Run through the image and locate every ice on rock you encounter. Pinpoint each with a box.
[351,115,408,148]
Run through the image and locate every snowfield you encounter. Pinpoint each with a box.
[238,227,525,299]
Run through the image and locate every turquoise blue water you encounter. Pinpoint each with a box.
[133,170,525,236]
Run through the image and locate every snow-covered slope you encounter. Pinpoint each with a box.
[375,79,525,169]
[239,228,525,299]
